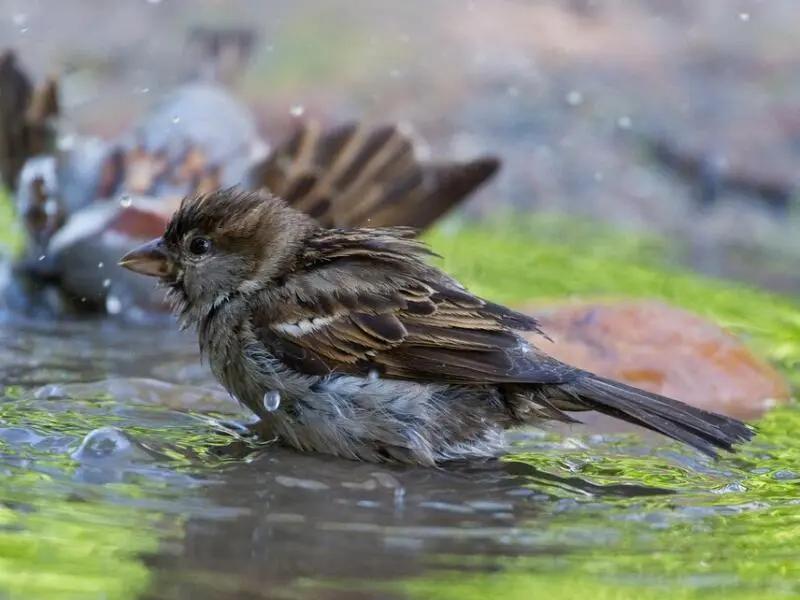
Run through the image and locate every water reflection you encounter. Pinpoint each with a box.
[0,313,200,389]
[139,449,672,600]
[0,316,796,599]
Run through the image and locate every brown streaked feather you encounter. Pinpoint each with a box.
[250,120,500,230]
[26,76,59,124]
[0,50,59,192]
[0,50,31,191]
[23,76,59,164]
[96,138,226,201]
[98,148,126,199]
[248,226,569,385]
[364,160,502,230]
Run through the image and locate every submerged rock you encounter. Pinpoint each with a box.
[520,300,790,422]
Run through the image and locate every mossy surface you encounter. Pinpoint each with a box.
[0,188,23,256]
[1,192,799,600]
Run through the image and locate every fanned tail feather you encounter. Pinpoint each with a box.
[561,374,755,458]
[249,119,500,231]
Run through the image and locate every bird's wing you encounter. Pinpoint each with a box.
[248,228,576,385]
[0,49,58,193]
[248,120,500,230]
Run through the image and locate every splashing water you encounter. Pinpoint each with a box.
[262,391,282,412]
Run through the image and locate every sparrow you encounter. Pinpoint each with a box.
[119,188,755,466]
[1,44,499,316]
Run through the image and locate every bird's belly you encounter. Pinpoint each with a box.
[207,338,511,463]
[212,346,297,418]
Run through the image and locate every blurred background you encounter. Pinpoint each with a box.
[3,0,799,292]
[3,4,800,600]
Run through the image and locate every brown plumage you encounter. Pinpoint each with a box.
[0,49,58,192]
[119,189,755,466]
[91,120,498,230]
[4,46,499,318]
[23,177,66,247]
[0,49,33,191]
[249,120,500,230]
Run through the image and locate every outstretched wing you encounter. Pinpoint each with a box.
[248,120,500,230]
[248,228,576,385]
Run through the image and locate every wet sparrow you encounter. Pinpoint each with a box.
[119,189,754,465]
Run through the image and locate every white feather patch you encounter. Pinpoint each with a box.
[273,316,338,337]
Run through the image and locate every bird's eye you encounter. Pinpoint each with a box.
[188,236,212,256]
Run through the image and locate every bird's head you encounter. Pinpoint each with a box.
[118,188,316,321]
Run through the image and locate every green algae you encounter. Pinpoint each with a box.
[391,221,800,600]
[426,218,800,386]
[1,193,800,599]
[224,216,800,600]
[0,189,23,256]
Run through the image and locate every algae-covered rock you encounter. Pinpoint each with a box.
[521,300,789,421]
[427,223,799,432]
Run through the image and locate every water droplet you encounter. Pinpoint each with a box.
[106,295,122,315]
[289,104,305,117]
[262,391,281,412]
[0,426,43,445]
[37,255,46,261]
[739,12,750,21]
[716,481,747,494]
[102,279,112,289]
[275,475,330,490]
[171,115,181,124]
[97,262,105,268]
[119,195,132,208]
[366,369,380,382]
[71,427,133,462]
[565,90,583,106]
[34,384,67,400]
[58,134,77,151]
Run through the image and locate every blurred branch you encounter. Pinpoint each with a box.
[640,134,795,218]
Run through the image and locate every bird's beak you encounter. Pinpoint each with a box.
[118,238,170,278]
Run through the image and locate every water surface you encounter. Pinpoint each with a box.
[0,316,797,600]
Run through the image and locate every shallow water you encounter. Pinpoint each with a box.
[0,317,798,600]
